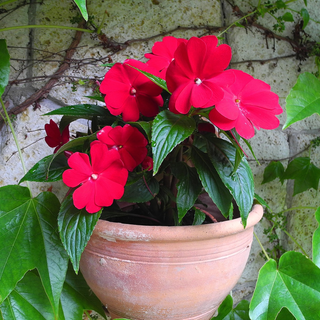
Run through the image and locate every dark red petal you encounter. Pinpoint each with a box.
[45,136,60,148]
[136,94,162,118]
[121,96,141,122]
[61,125,70,145]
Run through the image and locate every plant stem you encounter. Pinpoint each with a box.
[0,97,31,193]
[0,25,94,33]
[218,10,257,37]
[0,0,19,7]
[97,10,109,35]
[254,231,270,261]
[283,229,309,257]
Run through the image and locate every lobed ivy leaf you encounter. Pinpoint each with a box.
[283,157,320,195]
[283,72,320,129]
[72,0,88,21]
[300,8,310,29]
[249,251,320,320]
[0,39,10,97]
[0,267,105,320]
[171,162,202,222]
[0,186,69,317]
[152,110,196,174]
[191,146,233,217]
[58,195,101,274]
[206,138,254,227]
[262,161,285,185]
[20,153,69,183]
[211,294,249,320]
[313,207,320,268]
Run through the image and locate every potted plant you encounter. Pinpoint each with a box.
[0,35,282,319]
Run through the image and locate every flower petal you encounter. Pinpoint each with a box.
[67,152,92,175]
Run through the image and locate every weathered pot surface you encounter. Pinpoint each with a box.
[80,204,263,320]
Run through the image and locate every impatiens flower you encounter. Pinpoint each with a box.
[166,35,234,114]
[209,70,283,139]
[62,142,128,213]
[45,120,69,153]
[141,156,153,171]
[97,124,148,171]
[100,59,164,122]
[145,36,187,78]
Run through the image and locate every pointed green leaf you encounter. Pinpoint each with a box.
[283,157,320,195]
[58,195,101,273]
[282,12,294,22]
[191,146,233,217]
[132,121,152,141]
[73,0,88,21]
[313,207,320,268]
[0,39,10,97]
[300,8,310,29]
[250,252,320,320]
[45,104,111,117]
[0,186,69,316]
[262,161,285,184]
[20,153,68,183]
[206,138,254,227]
[152,110,196,174]
[193,208,206,225]
[171,162,202,222]
[283,72,320,129]
[275,308,295,319]
[212,294,249,319]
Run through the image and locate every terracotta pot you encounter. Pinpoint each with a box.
[80,204,263,320]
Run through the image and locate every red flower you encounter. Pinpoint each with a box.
[97,124,148,171]
[45,120,69,153]
[145,36,187,78]
[100,59,163,122]
[166,35,234,114]
[62,142,128,213]
[141,156,153,171]
[209,70,283,139]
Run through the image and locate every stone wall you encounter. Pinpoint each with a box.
[1,0,320,311]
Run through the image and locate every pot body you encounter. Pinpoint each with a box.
[80,205,263,320]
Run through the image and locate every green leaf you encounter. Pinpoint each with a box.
[171,162,202,222]
[313,207,320,268]
[85,95,105,102]
[20,153,68,183]
[250,252,320,320]
[152,110,196,174]
[193,208,206,225]
[191,146,233,217]
[120,173,159,203]
[127,65,169,93]
[283,72,320,129]
[275,308,295,320]
[206,138,254,227]
[58,195,101,273]
[282,12,294,22]
[283,157,320,195]
[45,104,110,117]
[212,294,250,319]
[275,0,286,9]
[0,39,10,97]
[0,267,105,320]
[73,0,88,21]
[0,186,69,316]
[303,0,307,5]
[262,161,285,184]
[131,121,152,141]
[300,8,310,29]
[254,193,270,210]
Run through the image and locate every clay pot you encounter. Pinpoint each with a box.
[80,204,263,320]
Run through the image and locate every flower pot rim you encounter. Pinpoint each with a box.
[94,204,263,242]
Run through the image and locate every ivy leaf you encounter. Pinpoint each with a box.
[283,157,320,195]
[20,153,69,183]
[171,162,202,222]
[282,12,294,22]
[300,8,310,29]
[262,161,285,184]
[191,146,233,217]
[72,0,88,21]
[0,186,69,317]
[0,267,105,319]
[212,294,249,320]
[0,40,10,97]
[313,207,320,268]
[152,110,196,174]
[249,252,320,320]
[283,72,320,129]
[58,195,101,274]
[206,138,254,227]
